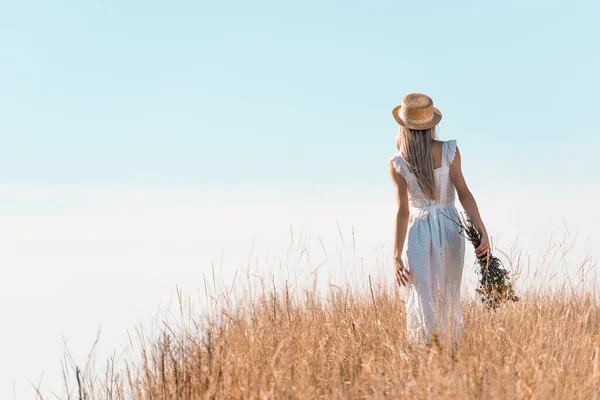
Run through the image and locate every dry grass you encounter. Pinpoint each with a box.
[59,280,600,399]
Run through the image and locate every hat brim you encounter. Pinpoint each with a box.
[392,105,442,130]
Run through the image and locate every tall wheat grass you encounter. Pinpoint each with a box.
[47,226,600,400]
[55,280,600,399]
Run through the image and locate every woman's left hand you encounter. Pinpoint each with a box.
[395,258,410,287]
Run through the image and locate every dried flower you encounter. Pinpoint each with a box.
[444,212,519,310]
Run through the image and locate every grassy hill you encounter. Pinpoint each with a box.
[63,282,600,399]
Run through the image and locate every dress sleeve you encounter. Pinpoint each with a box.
[446,140,458,166]
[390,154,408,179]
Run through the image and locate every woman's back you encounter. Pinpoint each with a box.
[390,139,458,209]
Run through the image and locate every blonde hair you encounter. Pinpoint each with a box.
[396,126,438,201]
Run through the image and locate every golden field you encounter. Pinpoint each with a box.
[62,277,600,399]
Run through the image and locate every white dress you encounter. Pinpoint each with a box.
[390,140,465,345]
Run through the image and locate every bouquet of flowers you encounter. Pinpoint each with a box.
[453,213,519,310]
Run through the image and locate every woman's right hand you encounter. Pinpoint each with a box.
[475,233,490,260]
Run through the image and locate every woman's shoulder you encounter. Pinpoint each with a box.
[389,151,402,161]
[441,140,459,165]
[436,139,457,146]
[432,139,458,150]
[389,152,403,166]
[389,152,409,178]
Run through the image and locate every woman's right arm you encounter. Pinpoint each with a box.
[449,147,490,259]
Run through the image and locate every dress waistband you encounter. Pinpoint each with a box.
[409,204,454,260]
[410,203,455,210]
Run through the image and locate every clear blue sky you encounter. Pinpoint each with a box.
[1,0,599,189]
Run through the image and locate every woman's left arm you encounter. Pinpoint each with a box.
[389,160,411,286]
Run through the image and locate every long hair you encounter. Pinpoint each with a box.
[396,125,438,201]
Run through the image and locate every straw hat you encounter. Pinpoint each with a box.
[392,93,442,130]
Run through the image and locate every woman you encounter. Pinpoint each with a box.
[389,93,489,345]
